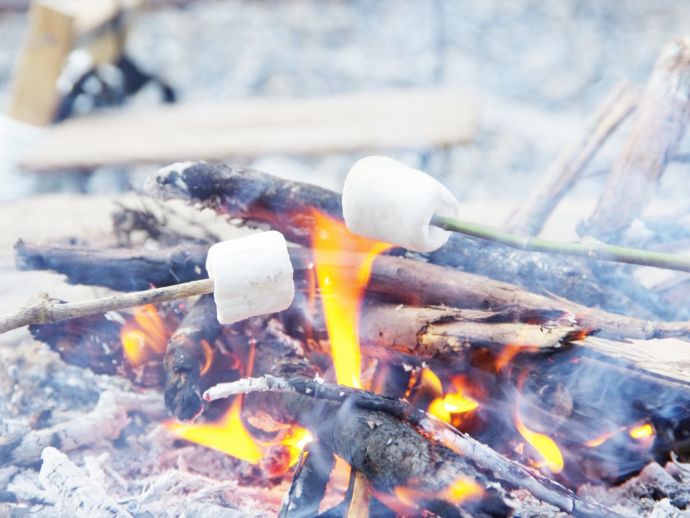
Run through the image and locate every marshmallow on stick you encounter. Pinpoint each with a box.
[206,231,295,324]
[342,156,460,252]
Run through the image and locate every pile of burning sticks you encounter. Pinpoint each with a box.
[4,36,690,517]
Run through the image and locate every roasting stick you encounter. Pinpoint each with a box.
[0,231,295,335]
[430,215,690,273]
[343,156,690,273]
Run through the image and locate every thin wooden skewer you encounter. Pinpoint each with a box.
[0,278,213,335]
[431,215,690,273]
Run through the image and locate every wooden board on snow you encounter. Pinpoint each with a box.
[19,89,478,171]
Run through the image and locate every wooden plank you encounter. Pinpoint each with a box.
[8,1,75,126]
[19,89,478,171]
[8,0,142,126]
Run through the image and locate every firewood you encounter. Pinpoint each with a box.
[278,441,335,518]
[507,80,639,236]
[344,470,371,518]
[583,37,690,240]
[205,327,622,518]
[15,239,207,291]
[19,89,476,171]
[145,160,662,317]
[163,294,221,421]
[16,240,690,344]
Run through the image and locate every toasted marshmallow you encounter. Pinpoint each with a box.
[342,156,459,252]
[206,231,295,324]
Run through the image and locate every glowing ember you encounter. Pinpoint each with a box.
[199,339,214,376]
[120,304,170,367]
[514,411,564,474]
[629,422,655,441]
[393,477,483,511]
[311,210,391,388]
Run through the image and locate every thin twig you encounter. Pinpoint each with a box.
[432,215,690,273]
[0,278,213,335]
[204,375,622,517]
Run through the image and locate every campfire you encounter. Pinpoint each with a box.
[4,29,690,518]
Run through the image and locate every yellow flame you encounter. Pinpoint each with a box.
[166,396,264,464]
[120,304,170,367]
[629,423,655,440]
[429,392,479,423]
[514,412,564,474]
[420,367,444,395]
[393,477,483,510]
[166,395,311,468]
[426,373,479,423]
[442,477,484,503]
[311,210,391,388]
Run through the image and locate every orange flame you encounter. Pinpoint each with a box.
[584,429,619,448]
[584,422,655,448]
[311,210,391,388]
[120,304,170,367]
[166,396,312,467]
[514,411,564,474]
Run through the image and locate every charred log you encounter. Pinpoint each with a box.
[163,294,221,421]
[145,160,665,318]
[15,239,206,291]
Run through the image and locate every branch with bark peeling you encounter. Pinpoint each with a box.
[584,37,690,241]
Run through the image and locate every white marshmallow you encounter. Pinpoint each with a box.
[342,156,459,252]
[205,231,295,324]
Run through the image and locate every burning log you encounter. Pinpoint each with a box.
[347,304,580,358]
[205,322,623,518]
[145,160,664,317]
[16,240,690,343]
[14,239,206,291]
[583,37,690,241]
[163,294,221,421]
